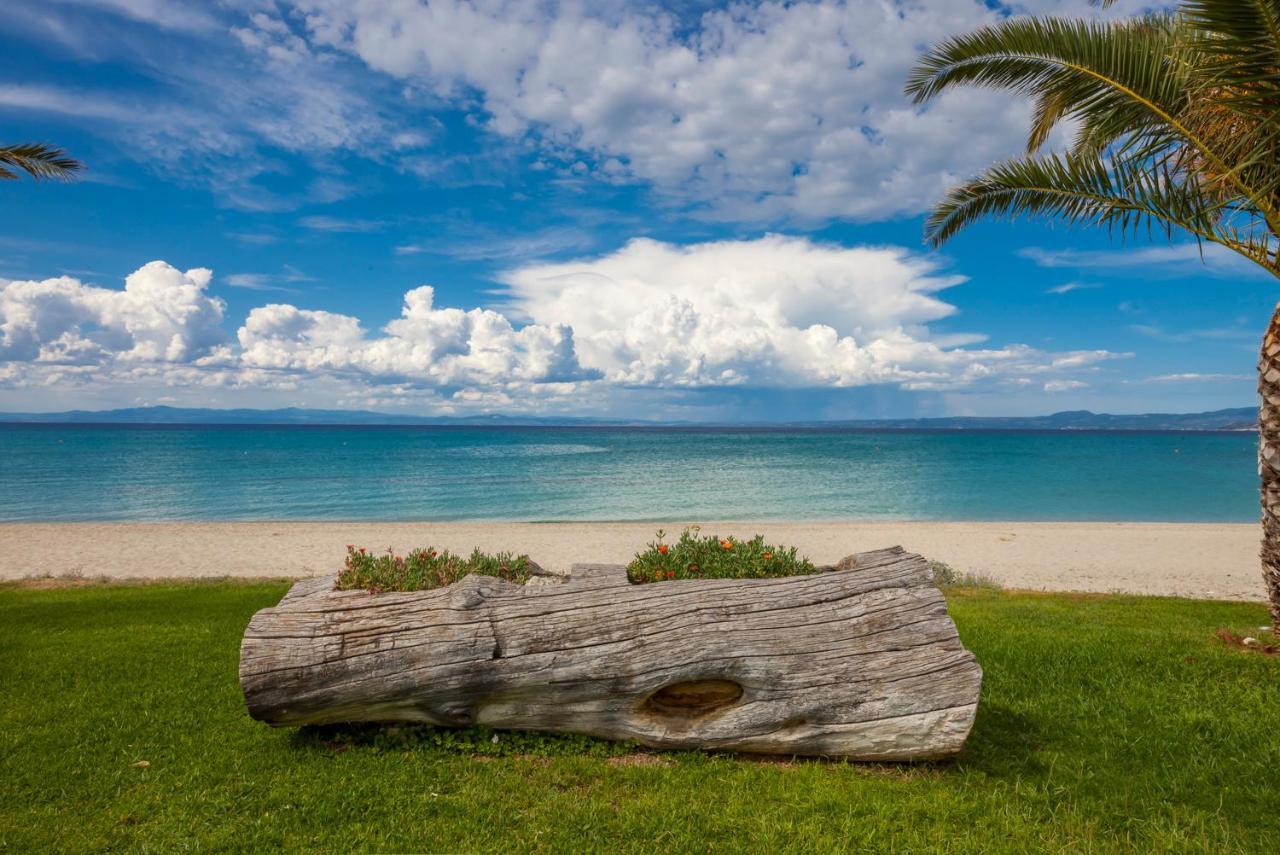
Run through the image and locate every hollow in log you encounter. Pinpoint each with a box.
[239,546,981,760]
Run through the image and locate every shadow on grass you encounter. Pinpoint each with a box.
[951,702,1048,778]
[293,722,639,759]
[292,707,1040,776]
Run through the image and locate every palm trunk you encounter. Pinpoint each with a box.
[1258,300,1280,632]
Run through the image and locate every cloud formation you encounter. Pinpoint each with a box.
[237,286,596,388]
[1146,373,1250,383]
[500,235,1118,391]
[0,261,225,365]
[11,1,1130,221]
[2,1,435,211]
[1019,243,1268,277]
[0,238,1124,410]
[272,0,1045,221]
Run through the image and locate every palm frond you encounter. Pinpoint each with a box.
[904,14,1188,156]
[0,143,83,181]
[1183,0,1280,107]
[908,0,1280,255]
[924,151,1278,274]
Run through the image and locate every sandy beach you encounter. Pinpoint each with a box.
[0,520,1262,601]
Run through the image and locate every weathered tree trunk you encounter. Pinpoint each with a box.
[240,547,981,760]
[1260,300,1280,632]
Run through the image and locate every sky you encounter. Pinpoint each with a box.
[0,0,1272,421]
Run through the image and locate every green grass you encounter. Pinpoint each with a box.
[1,582,1277,852]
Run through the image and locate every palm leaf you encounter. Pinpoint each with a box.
[0,143,83,181]
[907,1,1280,255]
[1184,0,1280,103]
[904,15,1189,155]
[924,151,1278,273]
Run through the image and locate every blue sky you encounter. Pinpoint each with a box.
[0,0,1271,421]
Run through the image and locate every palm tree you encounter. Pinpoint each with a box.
[906,0,1280,631]
[0,142,82,181]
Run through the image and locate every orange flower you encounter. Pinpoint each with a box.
[719,539,733,550]
[657,544,669,555]
[346,544,354,550]
[666,571,675,579]
[762,552,773,561]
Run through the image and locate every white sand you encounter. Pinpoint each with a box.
[0,520,1263,601]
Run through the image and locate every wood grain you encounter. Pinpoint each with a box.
[239,547,982,759]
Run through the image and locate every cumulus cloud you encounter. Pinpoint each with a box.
[237,286,596,387]
[0,261,225,365]
[0,264,596,402]
[1,240,1125,410]
[500,235,1119,390]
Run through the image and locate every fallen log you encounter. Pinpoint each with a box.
[239,546,981,759]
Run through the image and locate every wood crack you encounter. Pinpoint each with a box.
[238,547,982,759]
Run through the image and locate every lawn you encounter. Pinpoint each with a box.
[1,581,1277,852]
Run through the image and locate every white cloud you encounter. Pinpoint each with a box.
[46,0,219,32]
[0,83,141,122]
[297,215,388,233]
[1129,323,1254,343]
[272,0,1048,222]
[1045,280,1100,295]
[0,264,599,401]
[395,225,596,261]
[0,261,226,365]
[2,5,435,211]
[237,286,596,388]
[499,235,1121,390]
[11,0,1149,222]
[1146,372,1251,383]
[1,240,1127,410]
[1020,243,1267,277]
[1044,379,1087,392]
[226,265,314,293]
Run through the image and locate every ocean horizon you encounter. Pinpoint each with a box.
[0,423,1258,523]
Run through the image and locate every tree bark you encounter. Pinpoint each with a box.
[240,547,982,760]
[1260,300,1280,632]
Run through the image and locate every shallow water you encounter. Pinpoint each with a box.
[0,424,1257,522]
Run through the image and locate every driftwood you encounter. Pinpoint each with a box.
[239,547,981,760]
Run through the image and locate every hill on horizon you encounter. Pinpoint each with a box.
[0,405,1258,430]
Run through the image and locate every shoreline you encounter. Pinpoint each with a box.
[0,520,1264,602]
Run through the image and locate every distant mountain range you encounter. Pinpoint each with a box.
[816,408,1259,431]
[0,405,1259,431]
[0,406,641,426]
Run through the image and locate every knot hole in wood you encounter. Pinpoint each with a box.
[644,679,744,718]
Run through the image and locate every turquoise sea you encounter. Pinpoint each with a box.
[0,425,1258,522]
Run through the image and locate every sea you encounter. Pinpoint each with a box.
[0,424,1258,523]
